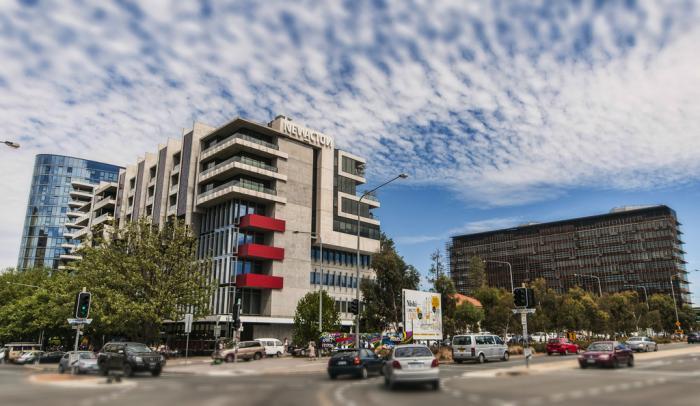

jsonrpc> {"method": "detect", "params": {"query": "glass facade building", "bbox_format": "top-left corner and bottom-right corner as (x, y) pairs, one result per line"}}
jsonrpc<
(448, 206), (691, 305)
(17, 154), (121, 270)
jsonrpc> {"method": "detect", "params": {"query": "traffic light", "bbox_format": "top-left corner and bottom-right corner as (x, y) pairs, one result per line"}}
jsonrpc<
(349, 299), (359, 315)
(513, 288), (527, 307)
(526, 288), (536, 309)
(75, 292), (91, 319)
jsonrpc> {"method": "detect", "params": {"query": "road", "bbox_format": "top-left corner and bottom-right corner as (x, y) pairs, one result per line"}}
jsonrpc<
(1, 343), (697, 406)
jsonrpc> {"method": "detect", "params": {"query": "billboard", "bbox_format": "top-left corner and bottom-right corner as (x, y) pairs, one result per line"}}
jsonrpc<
(402, 289), (443, 340)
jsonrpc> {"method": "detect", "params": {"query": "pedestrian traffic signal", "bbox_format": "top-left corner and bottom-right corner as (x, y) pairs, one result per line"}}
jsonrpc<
(349, 299), (359, 315)
(75, 292), (91, 319)
(513, 288), (527, 307)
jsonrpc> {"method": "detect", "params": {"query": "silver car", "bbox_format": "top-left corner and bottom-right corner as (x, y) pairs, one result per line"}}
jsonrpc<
(625, 337), (658, 352)
(58, 351), (99, 374)
(382, 344), (440, 390)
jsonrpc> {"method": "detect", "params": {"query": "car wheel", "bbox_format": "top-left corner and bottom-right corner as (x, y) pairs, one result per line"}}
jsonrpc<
(151, 368), (162, 377)
(226, 354), (235, 363)
(431, 380), (440, 391)
(254, 352), (262, 361)
(579, 363), (588, 369)
(627, 356), (634, 368)
(329, 373), (337, 380)
(58, 365), (65, 374)
(501, 351), (509, 361)
(123, 363), (134, 377)
(478, 353), (485, 364)
(547, 352), (552, 356)
(277, 351), (282, 358)
(360, 367), (368, 379)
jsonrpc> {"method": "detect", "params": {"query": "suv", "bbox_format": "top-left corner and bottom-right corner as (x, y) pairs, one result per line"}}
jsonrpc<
(217, 341), (265, 362)
(452, 334), (509, 364)
(97, 342), (165, 377)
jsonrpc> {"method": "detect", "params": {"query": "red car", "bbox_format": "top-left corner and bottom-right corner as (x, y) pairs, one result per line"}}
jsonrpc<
(546, 338), (579, 356)
(578, 341), (634, 369)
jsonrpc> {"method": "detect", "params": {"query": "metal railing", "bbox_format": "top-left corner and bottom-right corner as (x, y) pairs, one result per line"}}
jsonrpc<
(200, 155), (278, 178)
(202, 133), (279, 156)
(199, 179), (277, 200)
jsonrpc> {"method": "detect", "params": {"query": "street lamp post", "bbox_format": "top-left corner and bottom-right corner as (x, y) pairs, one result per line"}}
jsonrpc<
(624, 284), (649, 309)
(293, 230), (323, 333)
(482, 260), (514, 293)
(2, 140), (20, 149)
(670, 273), (681, 328)
(574, 274), (602, 297)
(355, 173), (407, 349)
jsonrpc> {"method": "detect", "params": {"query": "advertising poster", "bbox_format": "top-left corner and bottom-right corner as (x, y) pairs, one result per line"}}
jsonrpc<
(402, 289), (443, 340)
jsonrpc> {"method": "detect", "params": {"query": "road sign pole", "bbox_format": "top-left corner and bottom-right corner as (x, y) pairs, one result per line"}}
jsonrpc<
(521, 312), (530, 369)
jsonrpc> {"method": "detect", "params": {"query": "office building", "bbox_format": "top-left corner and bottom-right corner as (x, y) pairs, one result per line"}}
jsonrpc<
(448, 205), (691, 305)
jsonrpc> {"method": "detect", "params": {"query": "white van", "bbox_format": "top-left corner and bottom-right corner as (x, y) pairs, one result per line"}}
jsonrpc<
(451, 334), (509, 364)
(255, 338), (284, 357)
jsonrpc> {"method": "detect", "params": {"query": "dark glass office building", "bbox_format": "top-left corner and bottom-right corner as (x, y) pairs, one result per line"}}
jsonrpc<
(17, 154), (121, 270)
(448, 206), (691, 305)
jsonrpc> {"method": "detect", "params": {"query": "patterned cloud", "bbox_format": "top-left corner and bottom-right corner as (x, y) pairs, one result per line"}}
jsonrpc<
(1, 0), (699, 266)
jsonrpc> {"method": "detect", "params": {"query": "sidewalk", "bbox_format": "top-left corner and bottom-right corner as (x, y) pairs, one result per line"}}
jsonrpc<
(165, 355), (329, 376)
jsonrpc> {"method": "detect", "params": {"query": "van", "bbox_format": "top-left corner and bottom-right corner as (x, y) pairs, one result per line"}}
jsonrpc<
(5, 342), (41, 362)
(451, 334), (509, 364)
(255, 338), (284, 357)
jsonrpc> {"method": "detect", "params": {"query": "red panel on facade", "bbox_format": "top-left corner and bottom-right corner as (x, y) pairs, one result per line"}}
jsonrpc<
(235, 274), (284, 290)
(238, 243), (285, 261)
(239, 214), (286, 232)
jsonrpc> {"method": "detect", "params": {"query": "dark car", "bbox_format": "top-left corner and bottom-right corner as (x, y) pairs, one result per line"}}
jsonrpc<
(578, 341), (634, 369)
(98, 342), (165, 377)
(688, 332), (700, 344)
(38, 351), (66, 364)
(327, 349), (384, 379)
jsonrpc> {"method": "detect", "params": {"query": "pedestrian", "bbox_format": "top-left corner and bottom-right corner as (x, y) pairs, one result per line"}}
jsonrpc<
(283, 337), (288, 355)
(308, 341), (316, 360)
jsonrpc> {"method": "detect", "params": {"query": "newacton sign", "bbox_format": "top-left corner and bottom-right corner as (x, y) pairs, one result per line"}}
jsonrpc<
(274, 116), (333, 149)
(402, 289), (443, 340)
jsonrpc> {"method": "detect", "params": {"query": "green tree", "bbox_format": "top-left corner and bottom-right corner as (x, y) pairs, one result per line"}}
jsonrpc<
(360, 234), (420, 332)
(474, 287), (513, 336)
(454, 301), (484, 333)
(428, 249), (458, 337)
(598, 292), (637, 337)
(648, 294), (677, 334)
(292, 291), (339, 346)
(73, 219), (213, 342)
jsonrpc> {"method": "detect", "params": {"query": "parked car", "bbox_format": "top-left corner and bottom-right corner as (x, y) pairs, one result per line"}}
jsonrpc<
(97, 342), (165, 377)
(255, 338), (285, 357)
(327, 349), (383, 379)
(546, 338), (580, 356)
(687, 332), (700, 344)
(58, 351), (98, 374)
(287, 344), (308, 357)
(452, 334), (509, 364)
(38, 351), (66, 364)
(4, 343), (41, 363)
(216, 341), (265, 362)
(625, 336), (658, 352)
(578, 341), (634, 369)
(14, 350), (43, 365)
(382, 344), (439, 390)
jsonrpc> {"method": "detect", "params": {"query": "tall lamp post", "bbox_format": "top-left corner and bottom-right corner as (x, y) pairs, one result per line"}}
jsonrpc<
(2, 140), (20, 149)
(573, 273), (602, 297)
(624, 284), (649, 309)
(355, 173), (408, 349)
(482, 259), (514, 293)
(670, 273), (682, 328)
(293, 230), (323, 333)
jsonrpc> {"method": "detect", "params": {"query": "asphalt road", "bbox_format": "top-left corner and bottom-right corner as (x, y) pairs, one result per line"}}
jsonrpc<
(1, 343), (697, 406)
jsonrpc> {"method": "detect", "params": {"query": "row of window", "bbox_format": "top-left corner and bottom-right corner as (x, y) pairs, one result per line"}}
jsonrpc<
(310, 270), (359, 289)
(310, 247), (371, 268)
(333, 218), (380, 240)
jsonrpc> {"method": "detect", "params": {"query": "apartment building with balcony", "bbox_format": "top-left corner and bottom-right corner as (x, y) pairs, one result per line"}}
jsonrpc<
(115, 115), (381, 341)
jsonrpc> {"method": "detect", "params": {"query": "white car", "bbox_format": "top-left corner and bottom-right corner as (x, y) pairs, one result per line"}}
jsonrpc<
(452, 334), (509, 364)
(382, 344), (440, 390)
(255, 338), (285, 357)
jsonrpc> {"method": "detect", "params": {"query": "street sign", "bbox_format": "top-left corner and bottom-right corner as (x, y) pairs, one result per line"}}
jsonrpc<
(184, 313), (193, 334)
(67, 318), (93, 325)
(676, 329), (684, 335)
(511, 308), (536, 314)
(675, 321), (682, 327)
(213, 325), (221, 337)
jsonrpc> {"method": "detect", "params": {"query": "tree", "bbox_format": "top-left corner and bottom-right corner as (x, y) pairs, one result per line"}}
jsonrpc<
(454, 301), (484, 333)
(292, 291), (339, 346)
(598, 292), (637, 337)
(648, 294), (677, 334)
(427, 249), (446, 285)
(360, 234), (420, 333)
(429, 249), (458, 337)
(73, 219), (214, 342)
(474, 287), (513, 336)
(466, 256), (486, 293)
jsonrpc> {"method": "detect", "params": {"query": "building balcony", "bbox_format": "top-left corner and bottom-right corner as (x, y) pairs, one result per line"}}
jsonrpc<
(196, 179), (287, 207)
(237, 243), (284, 261)
(59, 254), (82, 261)
(200, 133), (288, 162)
(235, 273), (284, 290)
(167, 205), (177, 216)
(169, 184), (179, 195)
(172, 164), (181, 174)
(338, 191), (380, 207)
(66, 211), (82, 218)
(74, 227), (90, 240)
(239, 214), (286, 233)
(93, 213), (114, 227)
(70, 180), (94, 190)
(148, 178), (156, 186)
(199, 156), (287, 184)
(69, 190), (93, 200)
(93, 197), (116, 211)
(60, 243), (77, 250)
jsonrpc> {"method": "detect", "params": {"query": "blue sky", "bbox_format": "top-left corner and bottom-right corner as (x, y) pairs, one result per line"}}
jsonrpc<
(0, 0), (699, 301)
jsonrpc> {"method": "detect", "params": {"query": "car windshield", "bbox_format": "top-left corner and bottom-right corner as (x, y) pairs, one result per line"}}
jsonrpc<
(394, 347), (433, 358)
(332, 351), (358, 358)
(79, 352), (96, 359)
(453, 336), (470, 345)
(548, 339), (560, 344)
(588, 343), (613, 352)
(126, 344), (152, 353)
(628, 337), (643, 342)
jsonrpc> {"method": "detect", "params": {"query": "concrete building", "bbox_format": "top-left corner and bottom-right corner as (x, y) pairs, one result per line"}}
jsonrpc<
(17, 154), (121, 270)
(113, 115), (381, 342)
(448, 205), (691, 306)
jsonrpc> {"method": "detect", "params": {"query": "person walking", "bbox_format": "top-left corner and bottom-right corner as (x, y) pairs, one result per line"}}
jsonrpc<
(283, 337), (289, 355)
(307, 341), (316, 360)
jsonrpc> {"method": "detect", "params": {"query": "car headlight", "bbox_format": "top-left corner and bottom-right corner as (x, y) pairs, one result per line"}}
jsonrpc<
(135, 356), (143, 363)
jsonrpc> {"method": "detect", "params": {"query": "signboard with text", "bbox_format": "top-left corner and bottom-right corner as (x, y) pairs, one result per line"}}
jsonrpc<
(402, 289), (442, 340)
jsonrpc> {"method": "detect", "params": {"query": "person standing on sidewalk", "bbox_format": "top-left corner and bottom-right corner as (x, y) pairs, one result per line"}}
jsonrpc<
(307, 341), (316, 360)
(283, 337), (288, 355)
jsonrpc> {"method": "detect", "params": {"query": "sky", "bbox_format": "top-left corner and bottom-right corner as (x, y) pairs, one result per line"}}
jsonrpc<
(0, 0), (698, 301)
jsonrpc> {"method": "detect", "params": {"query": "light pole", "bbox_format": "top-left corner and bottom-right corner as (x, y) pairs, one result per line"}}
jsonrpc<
(670, 273), (681, 328)
(293, 230), (323, 333)
(482, 259), (514, 293)
(574, 273), (602, 297)
(2, 140), (20, 149)
(355, 173), (408, 349)
(624, 284), (649, 309)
